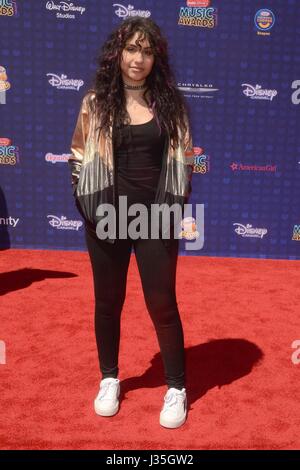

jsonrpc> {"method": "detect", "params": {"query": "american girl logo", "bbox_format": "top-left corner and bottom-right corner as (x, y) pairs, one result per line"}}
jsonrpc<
(0, 0), (17, 16)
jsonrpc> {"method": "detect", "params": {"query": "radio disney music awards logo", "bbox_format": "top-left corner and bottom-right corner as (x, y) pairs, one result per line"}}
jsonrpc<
(291, 80), (300, 105)
(233, 223), (268, 239)
(0, 66), (11, 105)
(193, 147), (210, 174)
(241, 83), (277, 101)
(179, 0), (217, 28)
(47, 214), (83, 231)
(0, 137), (20, 165)
(230, 162), (277, 173)
(113, 3), (151, 19)
(187, 0), (211, 5)
(0, 0), (17, 16)
(254, 9), (275, 36)
(46, 1), (86, 19)
(46, 73), (84, 91)
(177, 81), (219, 100)
(45, 152), (71, 164)
(292, 224), (300, 242)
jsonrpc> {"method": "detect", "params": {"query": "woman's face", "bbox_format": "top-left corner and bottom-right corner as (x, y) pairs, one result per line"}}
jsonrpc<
(120, 31), (155, 85)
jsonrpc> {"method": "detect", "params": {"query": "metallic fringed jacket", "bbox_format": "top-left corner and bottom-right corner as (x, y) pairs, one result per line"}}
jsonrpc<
(68, 91), (194, 246)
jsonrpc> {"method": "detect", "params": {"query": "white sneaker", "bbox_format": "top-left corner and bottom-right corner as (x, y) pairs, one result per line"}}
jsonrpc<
(94, 378), (120, 417)
(159, 387), (187, 429)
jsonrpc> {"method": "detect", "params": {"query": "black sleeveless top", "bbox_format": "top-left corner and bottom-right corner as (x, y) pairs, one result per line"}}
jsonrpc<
(113, 116), (167, 209)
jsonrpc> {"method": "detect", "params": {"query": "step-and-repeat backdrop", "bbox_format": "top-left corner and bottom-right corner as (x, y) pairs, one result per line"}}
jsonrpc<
(0, 0), (299, 258)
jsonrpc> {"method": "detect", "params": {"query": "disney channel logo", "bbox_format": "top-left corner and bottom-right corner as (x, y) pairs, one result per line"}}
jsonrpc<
(46, 73), (84, 91)
(233, 223), (268, 239)
(113, 3), (151, 18)
(242, 83), (277, 101)
(47, 215), (83, 231)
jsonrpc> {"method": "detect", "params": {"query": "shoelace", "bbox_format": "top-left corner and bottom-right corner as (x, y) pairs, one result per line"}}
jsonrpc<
(98, 382), (118, 400)
(163, 390), (185, 410)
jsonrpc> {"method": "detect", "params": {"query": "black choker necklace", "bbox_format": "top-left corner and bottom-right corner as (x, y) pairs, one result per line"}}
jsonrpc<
(123, 82), (147, 90)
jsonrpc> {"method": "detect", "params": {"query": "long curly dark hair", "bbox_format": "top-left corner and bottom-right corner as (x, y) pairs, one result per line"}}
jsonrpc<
(87, 16), (191, 150)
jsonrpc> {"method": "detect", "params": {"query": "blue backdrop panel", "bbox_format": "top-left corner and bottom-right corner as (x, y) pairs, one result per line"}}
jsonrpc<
(0, 0), (299, 259)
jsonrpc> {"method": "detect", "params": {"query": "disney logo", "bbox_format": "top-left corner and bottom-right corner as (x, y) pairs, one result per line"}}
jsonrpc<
(46, 73), (84, 91)
(46, 1), (86, 15)
(233, 223), (268, 238)
(113, 3), (151, 18)
(47, 215), (83, 231)
(242, 83), (277, 101)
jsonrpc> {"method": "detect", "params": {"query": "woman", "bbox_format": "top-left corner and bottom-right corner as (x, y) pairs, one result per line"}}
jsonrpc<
(68, 16), (193, 429)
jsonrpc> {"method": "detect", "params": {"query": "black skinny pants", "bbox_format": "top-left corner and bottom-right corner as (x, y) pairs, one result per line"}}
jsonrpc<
(84, 217), (185, 390)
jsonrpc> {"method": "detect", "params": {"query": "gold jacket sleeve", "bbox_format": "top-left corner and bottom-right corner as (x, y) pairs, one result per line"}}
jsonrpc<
(183, 113), (194, 185)
(68, 95), (90, 191)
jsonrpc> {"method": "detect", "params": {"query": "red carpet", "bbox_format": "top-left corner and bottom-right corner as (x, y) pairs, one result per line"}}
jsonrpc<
(0, 249), (299, 450)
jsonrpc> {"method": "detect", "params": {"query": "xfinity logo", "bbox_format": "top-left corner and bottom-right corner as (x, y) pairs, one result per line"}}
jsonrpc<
(242, 83), (277, 101)
(0, 216), (19, 227)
